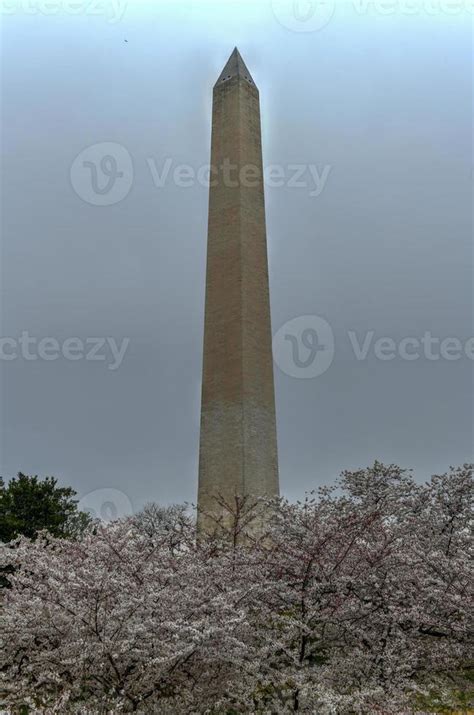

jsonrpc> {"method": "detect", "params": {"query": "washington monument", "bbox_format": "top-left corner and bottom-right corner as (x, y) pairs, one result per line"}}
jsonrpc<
(197, 48), (279, 532)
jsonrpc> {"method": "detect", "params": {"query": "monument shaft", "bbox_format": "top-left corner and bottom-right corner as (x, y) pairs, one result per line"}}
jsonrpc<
(198, 49), (279, 532)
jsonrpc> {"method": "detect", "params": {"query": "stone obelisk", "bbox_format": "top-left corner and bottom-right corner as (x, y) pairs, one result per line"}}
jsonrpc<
(197, 48), (279, 533)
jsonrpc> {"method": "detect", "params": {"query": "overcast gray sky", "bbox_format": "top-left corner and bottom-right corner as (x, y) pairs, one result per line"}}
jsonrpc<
(1, 0), (472, 517)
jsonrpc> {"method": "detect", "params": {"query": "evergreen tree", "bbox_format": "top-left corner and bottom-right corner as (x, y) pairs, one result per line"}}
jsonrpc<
(0, 473), (91, 542)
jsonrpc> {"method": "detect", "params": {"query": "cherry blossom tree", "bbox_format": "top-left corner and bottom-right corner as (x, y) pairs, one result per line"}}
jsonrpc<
(0, 518), (256, 712)
(1, 464), (472, 713)
(245, 463), (473, 713)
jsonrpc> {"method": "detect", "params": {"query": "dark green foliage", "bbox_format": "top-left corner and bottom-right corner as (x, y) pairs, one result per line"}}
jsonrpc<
(413, 667), (474, 713)
(0, 473), (91, 543)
